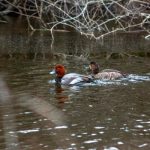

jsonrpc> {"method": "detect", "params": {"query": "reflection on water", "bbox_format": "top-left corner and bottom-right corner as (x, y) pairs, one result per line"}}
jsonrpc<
(0, 17), (150, 61)
(54, 85), (69, 103)
(0, 17), (150, 150)
(0, 59), (150, 150)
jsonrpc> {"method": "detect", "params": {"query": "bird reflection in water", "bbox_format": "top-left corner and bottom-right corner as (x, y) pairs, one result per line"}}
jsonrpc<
(55, 83), (69, 103)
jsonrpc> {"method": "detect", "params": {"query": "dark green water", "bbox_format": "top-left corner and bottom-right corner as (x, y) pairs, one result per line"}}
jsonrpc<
(0, 17), (150, 150)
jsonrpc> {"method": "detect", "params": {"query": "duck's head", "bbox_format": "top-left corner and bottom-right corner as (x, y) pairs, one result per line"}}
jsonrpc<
(50, 64), (66, 84)
(89, 61), (99, 75)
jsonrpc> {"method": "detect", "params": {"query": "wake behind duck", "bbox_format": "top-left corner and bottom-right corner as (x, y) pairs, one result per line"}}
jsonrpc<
(49, 63), (150, 87)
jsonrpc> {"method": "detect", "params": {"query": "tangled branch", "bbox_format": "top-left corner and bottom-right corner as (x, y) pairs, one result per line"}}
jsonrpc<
(0, 0), (149, 39)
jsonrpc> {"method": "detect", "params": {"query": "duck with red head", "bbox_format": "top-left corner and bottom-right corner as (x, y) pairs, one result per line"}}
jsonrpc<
(88, 61), (126, 80)
(50, 64), (93, 85)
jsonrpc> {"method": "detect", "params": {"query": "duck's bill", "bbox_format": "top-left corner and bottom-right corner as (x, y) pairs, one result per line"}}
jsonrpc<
(49, 70), (55, 75)
(83, 65), (89, 70)
(84, 65), (91, 72)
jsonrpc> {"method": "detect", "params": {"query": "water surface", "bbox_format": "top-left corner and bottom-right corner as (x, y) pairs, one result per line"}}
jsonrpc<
(0, 17), (150, 150)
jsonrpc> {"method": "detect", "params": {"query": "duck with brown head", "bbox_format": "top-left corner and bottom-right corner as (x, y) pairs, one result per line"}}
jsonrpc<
(88, 61), (126, 80)
(50, 64), (93, 85)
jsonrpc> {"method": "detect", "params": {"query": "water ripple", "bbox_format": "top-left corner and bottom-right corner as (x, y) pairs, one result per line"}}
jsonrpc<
(138, 143), (148, 148)
(54, 125), (68, 129)
(104, 147), (119, 150)
(48, 74), (150, 88)
(18, 128), (40, 134)
(94, 126), (105, 129)
(83, 139), (100, 144)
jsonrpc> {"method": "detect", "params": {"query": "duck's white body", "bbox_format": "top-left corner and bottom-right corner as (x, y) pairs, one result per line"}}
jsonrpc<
(61, 73), (85, 85)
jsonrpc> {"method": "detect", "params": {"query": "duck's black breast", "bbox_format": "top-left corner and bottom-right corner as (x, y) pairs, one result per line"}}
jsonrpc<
(55, 77), (62, 84)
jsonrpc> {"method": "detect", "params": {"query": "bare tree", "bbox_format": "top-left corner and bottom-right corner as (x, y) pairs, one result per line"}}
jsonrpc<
(0, 0), (149, 39)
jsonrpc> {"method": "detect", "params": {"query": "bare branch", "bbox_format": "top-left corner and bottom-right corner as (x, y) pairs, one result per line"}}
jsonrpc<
(0, 0), (149, 39)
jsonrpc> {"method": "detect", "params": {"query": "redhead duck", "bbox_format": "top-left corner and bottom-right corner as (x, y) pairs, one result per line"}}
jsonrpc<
(88, 61), (126, 80)
(50, 64), (93, 85)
